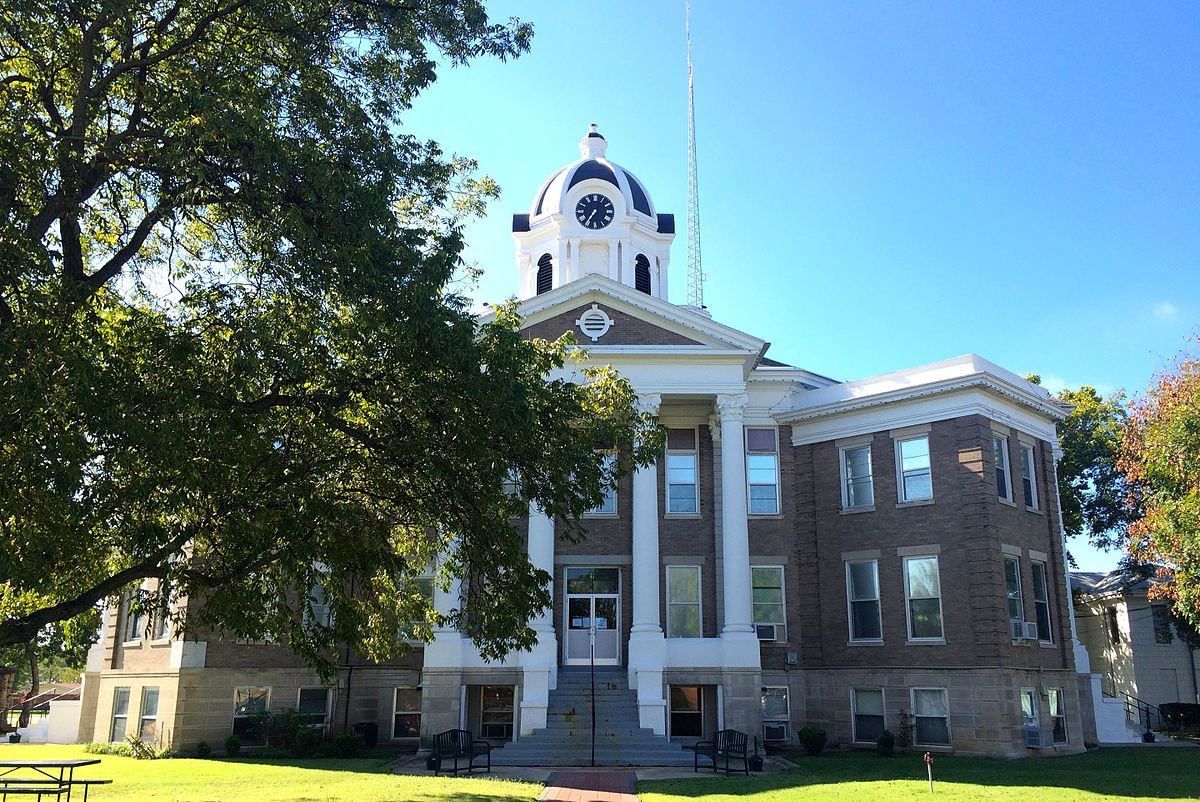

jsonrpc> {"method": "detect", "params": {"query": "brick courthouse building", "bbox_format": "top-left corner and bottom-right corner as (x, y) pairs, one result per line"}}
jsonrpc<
(78, 128), (1092, 761)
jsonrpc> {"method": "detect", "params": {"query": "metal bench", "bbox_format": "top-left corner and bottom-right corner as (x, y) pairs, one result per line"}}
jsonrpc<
(427, 728), (492, 775)
(0, 783), (69, 799)
(67, 779), (111, 801)
(693, 728), (750, 775)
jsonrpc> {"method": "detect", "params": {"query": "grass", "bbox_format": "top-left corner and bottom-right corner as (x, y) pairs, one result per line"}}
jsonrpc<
(638, 748), (1200, 801)
(0, 744), (540, 802)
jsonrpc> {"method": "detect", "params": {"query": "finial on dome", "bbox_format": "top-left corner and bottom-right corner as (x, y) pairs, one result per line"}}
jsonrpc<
(580, 124), (608, 159)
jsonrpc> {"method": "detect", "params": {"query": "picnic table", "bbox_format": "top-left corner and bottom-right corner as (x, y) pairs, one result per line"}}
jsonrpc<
(0, 758), (110, 801)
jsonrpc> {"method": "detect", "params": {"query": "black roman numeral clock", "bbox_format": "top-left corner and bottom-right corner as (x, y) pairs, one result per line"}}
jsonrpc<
(575, 193), (615, 229)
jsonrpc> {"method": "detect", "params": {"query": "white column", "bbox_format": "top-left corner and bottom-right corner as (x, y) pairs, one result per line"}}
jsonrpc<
(628, 392), (667, 734)
(717, 393), (755, 639)
(519, 503), (557, 735)
(608, 238), (620, 282)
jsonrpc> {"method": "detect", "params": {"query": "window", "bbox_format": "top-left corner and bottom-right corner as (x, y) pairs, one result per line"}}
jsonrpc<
(852, 688), (885, 743)
(1030, 561), (1052, 643)
(846, 561), (882, 641)
(666, 428), (698, 514)
(122, 589), (146, 643)
(536, 253), (552, 295)
(1047, 688), (1067, 743)
(746, 428), (779, 515)
(233, 686), (270, 744)
(303, 582), (333, 635)
(1153, 605), (1174, 644)
(1020, 688), (1038, 727)
(298, 687), (330, 728)
(586, 451), (617, 515)
(634, 254), (652, 294)
(751, 566), (786, 641)
(669, 686), (703, 738)
(666, 565), (701, 638)
(151, 580), (171, 640)
(138, 687), (159, 742)
(896, 436), (932, 502)
(1106, 607), (1121, 644)
(912, 687), (950, 746)
(1004, 556), (1024, 628)
(392, 687), (421, 739)
(110, 687), (130, 742)
(904, 556), (944, 640)
(480, 686), (514, 740)
(761, 687), (790, 741)
(841, 445), (874, 509)
(1020, 444), (1038, 509)
(994, 435), (1012, 501)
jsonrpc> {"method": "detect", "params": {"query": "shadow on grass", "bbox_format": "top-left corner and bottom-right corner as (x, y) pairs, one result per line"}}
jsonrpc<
(639, 748), (1200, 800)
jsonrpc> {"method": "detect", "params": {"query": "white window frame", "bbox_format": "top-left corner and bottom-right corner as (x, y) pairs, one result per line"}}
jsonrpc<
(150, 579), (171, 641)
(993, 434), (1013, 502)
(1047, 688), (1067, 744)
(851, 687), (886, 744)
(1020, 443), (1038, 510)
(110, 686), (130, 743)
(894, 435), (933, 503)
(665, 565), (702, 638)
(297, 687), (331, 730)
(480, 685), (515, 741)
(233, 686), (271, 744)
(761, 686), (790, 741)
(584, 450), (618, 517)
(1020, 687), (1039, 727)
(911, 686), (951, 747)
(122, 584), (149, 644)
(665, 427), (700, 516)
(1031, 560), (1053, 644)
(845, 560), (882, 642)
(751, 565), (786, 642)
(1004, 555), (1024, 630)
(745, 427), (780, 516)
(840, 444), (875, 510)
(391, 686), (422, 740)
(903, 555), (944, 642)
(137, 687), (159, 742)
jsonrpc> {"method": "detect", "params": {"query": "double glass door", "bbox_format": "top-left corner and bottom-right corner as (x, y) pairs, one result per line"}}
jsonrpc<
(564, 567), (620, 665)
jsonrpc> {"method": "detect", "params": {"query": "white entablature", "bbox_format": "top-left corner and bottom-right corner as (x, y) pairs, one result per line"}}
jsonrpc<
(512, 126), (676, 301)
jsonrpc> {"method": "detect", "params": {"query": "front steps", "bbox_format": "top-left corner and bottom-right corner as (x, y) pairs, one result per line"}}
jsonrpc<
(491, 667), (695, 767)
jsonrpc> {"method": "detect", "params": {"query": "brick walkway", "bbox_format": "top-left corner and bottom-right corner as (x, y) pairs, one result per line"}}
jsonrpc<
(538, 771), (640, 802)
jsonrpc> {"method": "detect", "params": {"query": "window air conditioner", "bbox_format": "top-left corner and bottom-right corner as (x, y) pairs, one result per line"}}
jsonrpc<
(1010, 621), (1025, 641)
(763, 722), (789, 742)
(1024, 725), (1053, 748)
(1023, 622), (1040, 641)
(756, 624), (778, 641)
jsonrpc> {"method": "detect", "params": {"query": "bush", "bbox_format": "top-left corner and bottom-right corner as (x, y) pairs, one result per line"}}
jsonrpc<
(333, 730), (365, 759)
(224, 734), (241, 758)
(292, 726), (321, 758)
(876, 729), (895, 757)
(83, 742), (132, 757)
(125, 734), (159, 760)
(897, 710), (913, 753)
(196, 741), (212, 759)
(798, 726), (827, 757)
(256, 747), (292, 759)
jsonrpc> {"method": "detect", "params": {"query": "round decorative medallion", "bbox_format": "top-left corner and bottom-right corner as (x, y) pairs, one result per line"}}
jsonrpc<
(575, 304), (614, 342)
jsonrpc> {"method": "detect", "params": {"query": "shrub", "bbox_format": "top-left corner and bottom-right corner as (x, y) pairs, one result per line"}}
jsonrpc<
(292, 726), (321, 758)
(196, 741), (212, 759)
(897, 710), (913, 753)
(125, 734), (159, 760)
(876, 729), (895, 757)
(333, 730), (365, 759)
(83, 742), (132, 757)
(798, 726), (827, 757)
(224, 734), (241, 758)
(256, 747), (292, 759)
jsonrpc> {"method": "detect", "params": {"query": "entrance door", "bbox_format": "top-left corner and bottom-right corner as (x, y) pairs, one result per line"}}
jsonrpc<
(564, 567), (620, 665)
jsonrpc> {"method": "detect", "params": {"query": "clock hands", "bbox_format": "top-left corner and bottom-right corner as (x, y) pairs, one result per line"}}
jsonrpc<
(585, 209), (598, 226)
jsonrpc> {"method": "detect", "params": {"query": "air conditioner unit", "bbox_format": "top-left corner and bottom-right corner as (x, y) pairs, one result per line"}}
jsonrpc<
(1010, 621), (1026, 641)
(1023, 622), (1040, 641)
(763, 722), (789, 742)
(756, 624), (778, 641)
(785, 651), (798, 665)
(1024, 725), (1054, 748)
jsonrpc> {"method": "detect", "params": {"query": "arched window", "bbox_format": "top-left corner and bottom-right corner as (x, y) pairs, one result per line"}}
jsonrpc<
(634, 254), (652, 294)
(536, 253), (553, 295)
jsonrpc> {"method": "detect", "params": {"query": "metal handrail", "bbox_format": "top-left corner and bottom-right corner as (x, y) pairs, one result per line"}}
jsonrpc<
(1118, 690), (1161, 735)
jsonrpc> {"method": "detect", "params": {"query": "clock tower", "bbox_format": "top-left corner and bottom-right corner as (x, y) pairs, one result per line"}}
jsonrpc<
(512, 125), (676, 301)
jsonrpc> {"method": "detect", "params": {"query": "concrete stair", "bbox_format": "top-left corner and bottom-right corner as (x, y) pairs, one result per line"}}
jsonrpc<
(490, 667), (695, 767)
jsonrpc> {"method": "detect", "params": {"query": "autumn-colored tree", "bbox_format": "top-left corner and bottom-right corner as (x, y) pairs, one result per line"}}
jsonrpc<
(1119, 348), (1200, 629)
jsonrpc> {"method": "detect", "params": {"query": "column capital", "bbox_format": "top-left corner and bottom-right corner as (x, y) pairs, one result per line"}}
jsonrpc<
(715, 392), (750, 420)
(707, 413), (722, 442)
(635, 393), (663, 417)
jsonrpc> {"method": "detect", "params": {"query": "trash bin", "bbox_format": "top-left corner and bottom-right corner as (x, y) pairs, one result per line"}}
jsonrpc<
(353, 721), (379, 749)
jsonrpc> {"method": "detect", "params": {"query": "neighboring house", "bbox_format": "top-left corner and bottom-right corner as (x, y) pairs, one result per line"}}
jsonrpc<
(1072, 570), (1200, 713)
(79, 127), (1090, 759)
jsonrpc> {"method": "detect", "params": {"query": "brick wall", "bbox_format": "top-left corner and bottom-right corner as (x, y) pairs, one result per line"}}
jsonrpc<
(522, 303), (703, 346)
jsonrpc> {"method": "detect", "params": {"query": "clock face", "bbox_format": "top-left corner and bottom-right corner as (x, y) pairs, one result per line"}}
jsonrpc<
(575, 193), (615, 230)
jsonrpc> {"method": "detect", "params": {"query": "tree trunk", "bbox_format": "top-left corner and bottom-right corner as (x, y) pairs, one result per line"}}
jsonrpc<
(16, 642), (38, 729)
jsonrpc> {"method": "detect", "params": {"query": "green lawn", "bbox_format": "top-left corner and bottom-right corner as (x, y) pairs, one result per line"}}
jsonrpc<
(639, 748), (1200, 801)
(0, 745), (540, 802)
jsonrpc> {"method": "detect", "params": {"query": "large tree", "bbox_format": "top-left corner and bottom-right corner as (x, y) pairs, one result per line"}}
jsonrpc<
(1120, 350), (1200, 630)
(0, 0), (660, 673)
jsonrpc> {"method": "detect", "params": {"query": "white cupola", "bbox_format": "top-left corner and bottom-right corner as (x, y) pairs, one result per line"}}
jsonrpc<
(512, 125), (675, 301)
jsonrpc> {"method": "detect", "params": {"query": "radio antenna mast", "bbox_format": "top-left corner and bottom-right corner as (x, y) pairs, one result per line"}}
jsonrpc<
(685, 0), (705, 308)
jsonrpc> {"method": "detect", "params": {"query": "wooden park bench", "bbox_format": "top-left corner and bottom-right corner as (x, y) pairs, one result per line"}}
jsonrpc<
(426, 729), (492, 775)
(693, 728), (750, 775)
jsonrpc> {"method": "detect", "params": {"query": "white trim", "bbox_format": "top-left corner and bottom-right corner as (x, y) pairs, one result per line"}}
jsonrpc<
(839, 443), (874, 511)
(893, 433), (933, 504)
(993, 434), (1014, 502)
(751, 565), (787, 642)
(665, 426), (700, 517)
(851, 687), (886, 744)
(846, 560), (883, 643)
(761, 685), (790, 742)
(1030, 560), (1054, 644)
(1020, 443), (1039, 511)
(296, 686), (331, 731)
(745, 426), (781, 516)
(665, 565), (702, 639)
(903, 555), (945, 642)
(911, 686), (952, 747)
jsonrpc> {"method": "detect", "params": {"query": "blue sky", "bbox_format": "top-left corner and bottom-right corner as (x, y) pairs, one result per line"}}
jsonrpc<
(401, 2), (1199, 571)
